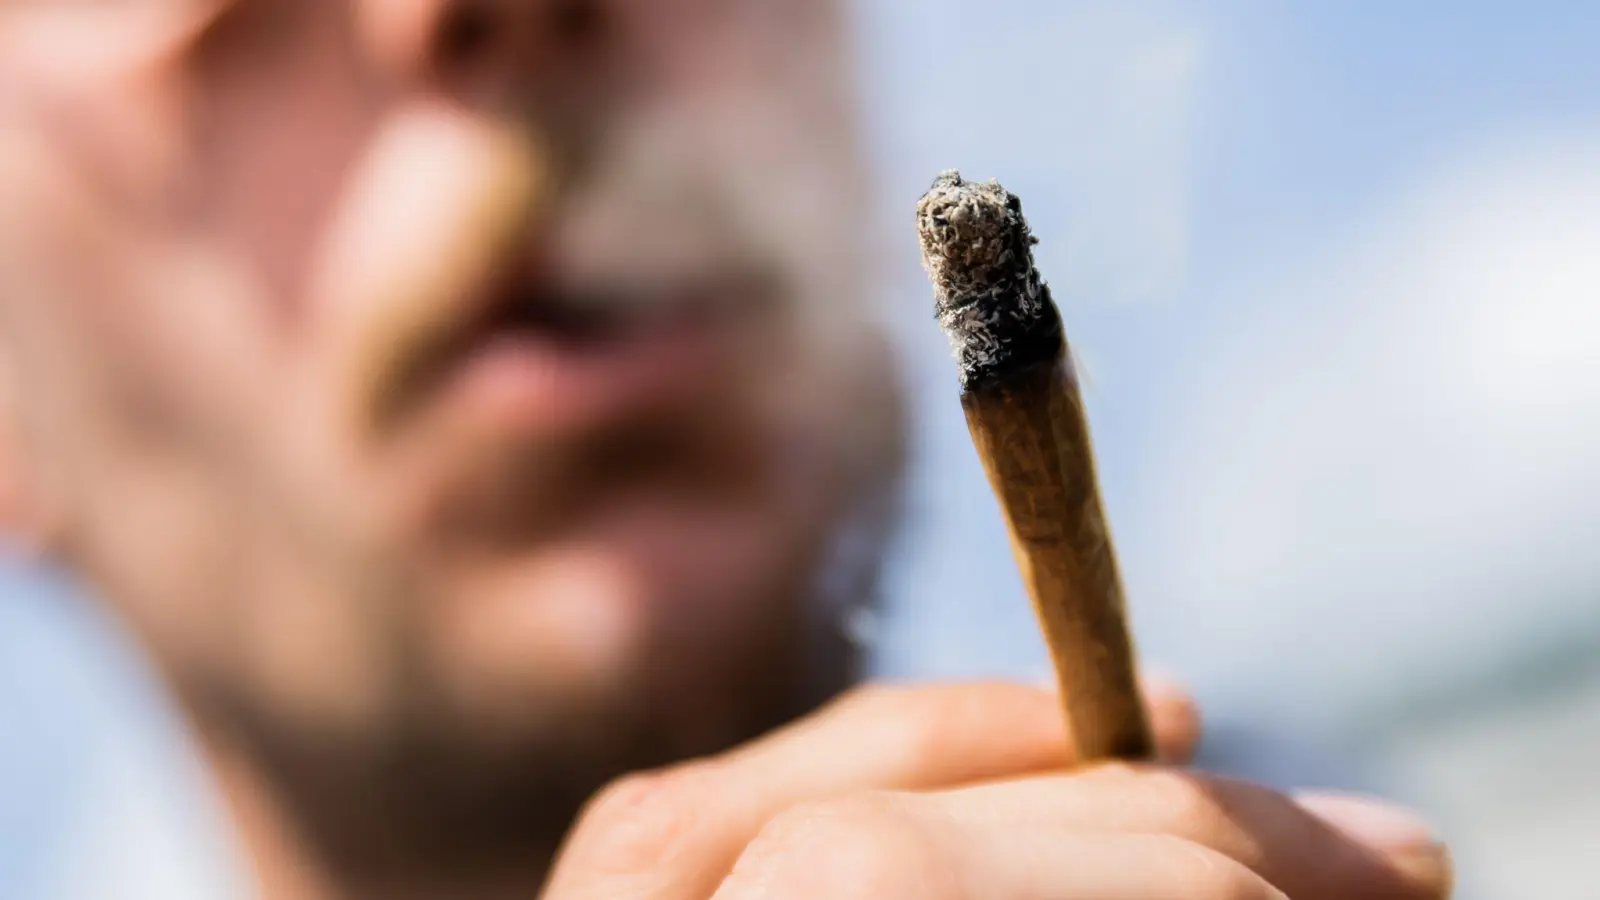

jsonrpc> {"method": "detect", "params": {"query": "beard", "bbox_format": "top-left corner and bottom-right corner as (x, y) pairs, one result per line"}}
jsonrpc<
(187, 451), (902, 891)
(184, 317), (907, 888)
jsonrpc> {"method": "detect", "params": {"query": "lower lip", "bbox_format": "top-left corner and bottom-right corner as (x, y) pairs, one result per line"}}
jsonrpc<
(429, 314), (732, 437)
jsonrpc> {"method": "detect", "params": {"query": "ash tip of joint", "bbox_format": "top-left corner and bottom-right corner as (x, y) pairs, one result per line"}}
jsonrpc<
(915, 170), (1061, 383)
(914, 170), (1036, 299)
(915, 171), (1021, 249)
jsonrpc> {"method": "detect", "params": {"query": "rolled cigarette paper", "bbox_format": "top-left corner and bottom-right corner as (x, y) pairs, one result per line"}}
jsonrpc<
(917, 171), (1153, 763)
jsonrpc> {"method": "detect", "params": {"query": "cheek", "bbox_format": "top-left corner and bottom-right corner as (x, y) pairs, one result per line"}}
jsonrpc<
(0, 120), (284, 464)
(185, 3), (385, 313)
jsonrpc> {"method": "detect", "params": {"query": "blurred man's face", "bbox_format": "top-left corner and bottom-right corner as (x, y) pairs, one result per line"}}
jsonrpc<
(0, 0), (896, 840)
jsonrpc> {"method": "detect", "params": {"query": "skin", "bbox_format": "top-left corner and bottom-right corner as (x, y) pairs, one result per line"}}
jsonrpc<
(0, 2), (1452, 899)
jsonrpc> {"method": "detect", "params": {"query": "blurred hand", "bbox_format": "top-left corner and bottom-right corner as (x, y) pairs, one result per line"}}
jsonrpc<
(543, 680), (1451, 899)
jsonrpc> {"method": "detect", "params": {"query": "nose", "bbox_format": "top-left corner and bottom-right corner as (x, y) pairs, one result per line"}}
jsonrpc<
(358, 0), (619, 122)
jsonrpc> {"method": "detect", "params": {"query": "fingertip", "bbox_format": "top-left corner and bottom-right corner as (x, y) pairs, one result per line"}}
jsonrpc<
(1138, 668), (1191, 705)
(1294, 792), (1454, 898)
(1139, 670), (1202, 764)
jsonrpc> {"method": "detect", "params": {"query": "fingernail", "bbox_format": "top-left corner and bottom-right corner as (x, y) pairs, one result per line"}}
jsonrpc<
(1295, 792), (1436, 847)
(1296, 792), (1453, 892)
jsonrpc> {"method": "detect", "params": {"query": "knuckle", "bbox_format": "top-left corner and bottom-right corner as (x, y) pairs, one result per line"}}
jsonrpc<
(724, 795), (949, 900)
(1147, 836), (1287, 900)
(567, 762), (721, 873)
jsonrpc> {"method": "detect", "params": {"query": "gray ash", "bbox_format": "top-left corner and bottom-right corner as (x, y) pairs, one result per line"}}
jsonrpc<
(916, 170), (1063, 389)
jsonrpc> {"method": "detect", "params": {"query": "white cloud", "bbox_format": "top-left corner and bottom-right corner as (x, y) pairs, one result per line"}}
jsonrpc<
(1140, 135), (1600, 725)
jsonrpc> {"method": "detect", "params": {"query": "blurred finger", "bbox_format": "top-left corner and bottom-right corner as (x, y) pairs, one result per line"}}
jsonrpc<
(717, 813), (1284, 900)
(908, 764), (1451, 900)
(546, 678), (1198, 899)
(1138, 672), (1202, 763)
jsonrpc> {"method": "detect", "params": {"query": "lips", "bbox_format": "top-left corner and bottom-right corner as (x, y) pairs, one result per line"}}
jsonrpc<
(382, 266), (774, 446)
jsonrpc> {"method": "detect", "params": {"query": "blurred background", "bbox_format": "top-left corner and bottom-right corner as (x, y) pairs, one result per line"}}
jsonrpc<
(3, 2), (1598, 898)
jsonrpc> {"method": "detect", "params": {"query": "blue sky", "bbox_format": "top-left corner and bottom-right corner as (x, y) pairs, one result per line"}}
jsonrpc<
(860, 0), (1600, 736)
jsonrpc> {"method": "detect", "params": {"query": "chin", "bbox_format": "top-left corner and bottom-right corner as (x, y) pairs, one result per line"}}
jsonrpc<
(415, 492), (802, 724)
